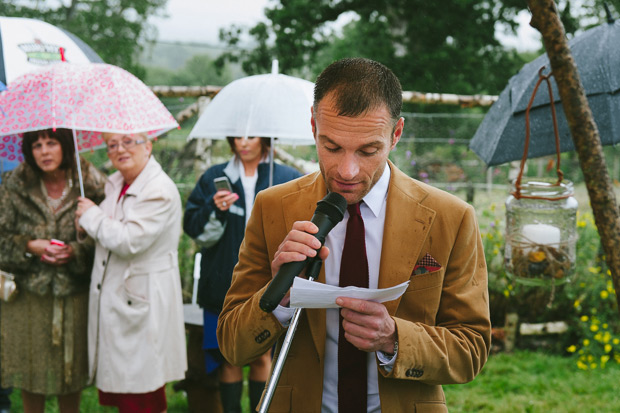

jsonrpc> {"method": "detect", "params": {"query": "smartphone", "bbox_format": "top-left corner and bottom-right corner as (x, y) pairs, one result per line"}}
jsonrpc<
(214, 176), (232, 192)
(50, 239), (65, 246)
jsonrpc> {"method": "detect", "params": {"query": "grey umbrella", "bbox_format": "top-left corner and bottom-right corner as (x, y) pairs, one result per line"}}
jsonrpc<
(470, 19), (620, 166)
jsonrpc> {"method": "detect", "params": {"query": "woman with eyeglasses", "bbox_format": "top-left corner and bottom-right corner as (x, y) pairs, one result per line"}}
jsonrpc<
(184, 136), (301, 413)
(76, 133), (187, 413)
(0, 128), (106, 412)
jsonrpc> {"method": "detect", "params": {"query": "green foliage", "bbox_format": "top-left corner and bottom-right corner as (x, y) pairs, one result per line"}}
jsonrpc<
(478, 198), (620, 369)
(216, 0), (531, 94)
(0, 0), (168, 77)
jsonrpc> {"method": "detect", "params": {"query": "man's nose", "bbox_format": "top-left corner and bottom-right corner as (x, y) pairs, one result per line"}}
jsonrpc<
(338, 153), (359, 180)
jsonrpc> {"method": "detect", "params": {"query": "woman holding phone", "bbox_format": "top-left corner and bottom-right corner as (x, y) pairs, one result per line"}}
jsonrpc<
(0, 128), (105, 412)
(184, 136), (301, 413)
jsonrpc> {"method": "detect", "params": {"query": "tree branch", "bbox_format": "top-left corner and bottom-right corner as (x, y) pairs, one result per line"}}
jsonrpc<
(528, 0), (620, 315)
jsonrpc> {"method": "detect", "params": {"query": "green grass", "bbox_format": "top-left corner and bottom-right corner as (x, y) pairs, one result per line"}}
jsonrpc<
(444, 351), (620, 412)
(8, 351), (620, 412)
(8, 382), (189, 412)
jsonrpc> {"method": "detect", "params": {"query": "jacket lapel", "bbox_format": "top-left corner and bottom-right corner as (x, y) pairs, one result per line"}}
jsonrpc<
(379, 162), (436, 316)
(281, 172), (328, 362)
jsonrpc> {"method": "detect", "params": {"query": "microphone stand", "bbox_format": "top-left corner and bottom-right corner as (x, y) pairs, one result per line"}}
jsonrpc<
(258, 258), (323, 413)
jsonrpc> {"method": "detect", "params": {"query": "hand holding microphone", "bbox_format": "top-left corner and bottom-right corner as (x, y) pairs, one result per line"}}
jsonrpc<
(260, 192), (347, 313)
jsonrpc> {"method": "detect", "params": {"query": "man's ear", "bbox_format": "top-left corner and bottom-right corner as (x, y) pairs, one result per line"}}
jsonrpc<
(311, 106), (316, 138)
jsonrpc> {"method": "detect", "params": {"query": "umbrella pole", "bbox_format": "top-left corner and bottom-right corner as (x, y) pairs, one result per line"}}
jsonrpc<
(71, 129), (85, 197)
(269, 137), (274, 187)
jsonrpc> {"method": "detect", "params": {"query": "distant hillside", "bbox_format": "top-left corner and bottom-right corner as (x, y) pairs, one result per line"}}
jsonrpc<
(140, 41), (245, 80)
(140, 41), (226, 70)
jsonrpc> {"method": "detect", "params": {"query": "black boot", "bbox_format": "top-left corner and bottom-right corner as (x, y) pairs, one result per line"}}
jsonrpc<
(249, 380), (266, 412)
(219, 381), (243, 413)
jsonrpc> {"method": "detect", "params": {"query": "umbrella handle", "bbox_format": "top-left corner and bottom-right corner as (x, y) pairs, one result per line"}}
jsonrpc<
(71, 129), (85, 198)
(514, 66), (565, 200)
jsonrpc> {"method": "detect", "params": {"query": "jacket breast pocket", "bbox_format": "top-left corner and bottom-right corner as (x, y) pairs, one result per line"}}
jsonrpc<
(398, 269), (444, 325)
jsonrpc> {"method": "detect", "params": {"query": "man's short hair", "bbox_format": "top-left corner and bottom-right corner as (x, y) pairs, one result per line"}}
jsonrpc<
(313, 58), (402, 122)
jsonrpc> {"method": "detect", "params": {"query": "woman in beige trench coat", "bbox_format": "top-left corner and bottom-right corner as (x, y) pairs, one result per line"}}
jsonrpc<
(76, 133), (187, 413)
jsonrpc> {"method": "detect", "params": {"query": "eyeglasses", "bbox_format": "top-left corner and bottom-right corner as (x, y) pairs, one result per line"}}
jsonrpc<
(106, 138), (146, 153)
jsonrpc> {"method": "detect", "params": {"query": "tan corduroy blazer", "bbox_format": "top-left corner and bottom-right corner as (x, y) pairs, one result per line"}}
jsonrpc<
(217, 161), (491, 412)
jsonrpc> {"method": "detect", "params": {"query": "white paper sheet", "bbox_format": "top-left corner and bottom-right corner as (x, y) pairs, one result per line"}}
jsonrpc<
(289, 277), (410, 309)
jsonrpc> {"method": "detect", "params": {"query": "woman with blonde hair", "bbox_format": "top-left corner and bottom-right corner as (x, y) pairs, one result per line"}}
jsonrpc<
(77, 133), (187, 413)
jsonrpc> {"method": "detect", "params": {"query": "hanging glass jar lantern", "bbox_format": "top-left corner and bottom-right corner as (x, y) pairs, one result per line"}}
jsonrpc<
(505, 178), (578, 286)
(503, 67), (578, 286)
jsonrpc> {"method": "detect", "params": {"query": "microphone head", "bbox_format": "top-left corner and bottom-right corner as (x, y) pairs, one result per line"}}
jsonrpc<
(316, 192), (347, 224)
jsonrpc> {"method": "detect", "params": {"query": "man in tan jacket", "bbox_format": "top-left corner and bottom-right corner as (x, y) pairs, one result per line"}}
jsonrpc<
(217, 58), (491, 412)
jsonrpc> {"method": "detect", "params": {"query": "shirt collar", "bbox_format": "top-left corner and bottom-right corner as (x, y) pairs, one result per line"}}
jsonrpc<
(361, 162), (390, 218)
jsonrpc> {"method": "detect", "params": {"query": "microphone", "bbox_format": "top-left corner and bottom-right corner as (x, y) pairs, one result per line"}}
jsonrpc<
(259, 192), (347, 313)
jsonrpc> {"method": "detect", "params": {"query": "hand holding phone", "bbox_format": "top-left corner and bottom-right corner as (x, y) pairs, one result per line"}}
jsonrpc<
(213, 177), (238, 211)
(214, 176), (232, 192)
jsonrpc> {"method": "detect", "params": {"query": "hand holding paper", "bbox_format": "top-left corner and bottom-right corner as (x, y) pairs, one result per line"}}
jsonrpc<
(290, 277), (410, 309)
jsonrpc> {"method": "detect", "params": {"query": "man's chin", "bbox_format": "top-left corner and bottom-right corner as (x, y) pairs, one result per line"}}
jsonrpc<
(327, 189), (364, 205)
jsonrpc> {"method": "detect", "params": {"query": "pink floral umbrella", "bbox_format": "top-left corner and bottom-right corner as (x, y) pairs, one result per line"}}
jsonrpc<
(0, 62), (178, 193)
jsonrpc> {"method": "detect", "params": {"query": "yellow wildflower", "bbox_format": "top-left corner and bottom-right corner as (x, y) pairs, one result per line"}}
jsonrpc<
(605, 344), (612, 353)
(567, 345), (577, 353)
(601, 290), (609, 299)
(580, 315), (588, 322)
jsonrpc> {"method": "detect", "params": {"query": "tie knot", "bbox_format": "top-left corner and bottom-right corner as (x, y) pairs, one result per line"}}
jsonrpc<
(347, 202), (362, 218)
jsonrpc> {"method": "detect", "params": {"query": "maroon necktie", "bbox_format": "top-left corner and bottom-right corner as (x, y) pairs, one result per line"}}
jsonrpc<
(338, 202), (368, 412)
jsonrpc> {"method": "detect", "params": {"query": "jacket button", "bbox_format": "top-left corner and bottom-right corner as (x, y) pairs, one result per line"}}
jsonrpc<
(128, 300), (132, 305)
(97, 283), (101, 290)
(406, 368), (414, 377)
(254, 330), (271, 343)
(102, 260), (106, 266)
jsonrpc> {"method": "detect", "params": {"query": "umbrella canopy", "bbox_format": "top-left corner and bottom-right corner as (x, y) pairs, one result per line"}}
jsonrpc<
(0, 16), (103, 86)
(470, 20), (620, 166)
(0, 62), (178, 163)
(188, 73), (315, 145)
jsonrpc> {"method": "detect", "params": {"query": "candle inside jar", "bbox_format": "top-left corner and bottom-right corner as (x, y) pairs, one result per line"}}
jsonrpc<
(522, 223), (561, 246)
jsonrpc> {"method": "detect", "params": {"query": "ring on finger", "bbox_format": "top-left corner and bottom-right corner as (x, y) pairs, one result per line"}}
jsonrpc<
(223, 201), (227, 207)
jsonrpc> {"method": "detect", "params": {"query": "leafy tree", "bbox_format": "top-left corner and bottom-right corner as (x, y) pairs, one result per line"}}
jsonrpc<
(0, 0), (168, 77)
(216, 0), (617, 95)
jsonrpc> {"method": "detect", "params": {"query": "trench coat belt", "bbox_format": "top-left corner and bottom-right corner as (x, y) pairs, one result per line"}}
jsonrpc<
(51, 295), (75, 386)
(128, 250), (178, 274)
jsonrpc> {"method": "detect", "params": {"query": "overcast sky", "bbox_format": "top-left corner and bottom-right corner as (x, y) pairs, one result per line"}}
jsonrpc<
(150, 1), (541, 51)
(149, 0), (271, 44)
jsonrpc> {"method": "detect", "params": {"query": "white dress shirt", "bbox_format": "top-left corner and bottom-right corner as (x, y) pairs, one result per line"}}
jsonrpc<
(274, 163), (393, 412)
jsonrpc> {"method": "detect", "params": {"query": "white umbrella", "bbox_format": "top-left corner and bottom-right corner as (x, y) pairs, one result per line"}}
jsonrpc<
(0, 16), (103, 86)
(188, 62), (315, 184)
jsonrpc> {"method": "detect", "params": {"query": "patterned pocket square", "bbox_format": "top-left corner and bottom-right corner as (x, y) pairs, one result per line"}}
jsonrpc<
(412, 253), (441, 275)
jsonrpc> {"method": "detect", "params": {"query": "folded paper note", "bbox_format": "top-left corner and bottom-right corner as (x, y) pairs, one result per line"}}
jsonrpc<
(290, 277), (410, 309)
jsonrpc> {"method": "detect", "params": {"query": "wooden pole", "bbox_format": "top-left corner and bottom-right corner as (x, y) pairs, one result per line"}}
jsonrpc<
(150, 85), (498, 107)
(528, 0), (620, 314)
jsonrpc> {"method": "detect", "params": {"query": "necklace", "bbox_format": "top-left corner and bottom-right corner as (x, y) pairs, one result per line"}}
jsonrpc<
(40, 177), (72, 212)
